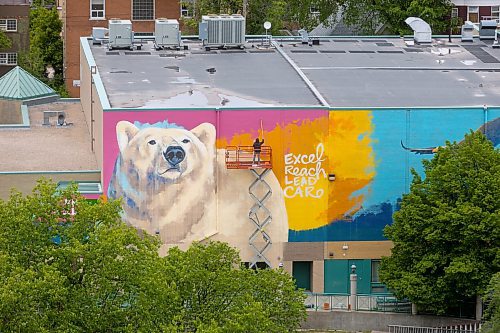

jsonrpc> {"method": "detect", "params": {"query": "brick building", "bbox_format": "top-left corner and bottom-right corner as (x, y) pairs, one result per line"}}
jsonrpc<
(0, 0), (30, 77)
(452, 1), (499, 23)
(61, 0), (179, 97)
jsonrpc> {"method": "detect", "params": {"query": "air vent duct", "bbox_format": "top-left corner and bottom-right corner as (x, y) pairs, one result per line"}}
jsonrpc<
(405, 17), (432, 44)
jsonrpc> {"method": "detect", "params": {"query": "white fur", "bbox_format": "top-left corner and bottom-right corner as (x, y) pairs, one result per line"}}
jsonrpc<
(109, 121), (288, 266)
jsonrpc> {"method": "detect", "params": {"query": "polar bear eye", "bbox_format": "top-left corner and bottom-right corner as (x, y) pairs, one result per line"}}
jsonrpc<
(182, 139), (190, 144)
(148, 140), (157, 145)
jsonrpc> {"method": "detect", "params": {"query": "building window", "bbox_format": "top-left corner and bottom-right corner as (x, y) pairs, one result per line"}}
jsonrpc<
(0, 19), (17, 32)
(90, 0), (105, 19)
(180, 3), (192, 18)
(451, 8), (458, 18)
(132, 0), (154, 20)
(492, 6), (499, 20)
(468, 6), (479, 23)
(0, 53), (17, 65)
(371, 260), (381, 283)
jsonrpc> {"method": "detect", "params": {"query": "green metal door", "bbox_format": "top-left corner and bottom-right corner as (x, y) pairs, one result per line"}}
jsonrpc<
(292, 261), (311, 291)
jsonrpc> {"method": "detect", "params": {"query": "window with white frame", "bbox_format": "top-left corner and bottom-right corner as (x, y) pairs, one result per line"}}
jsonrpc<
(452, 8), (458, 18)
(132, 0), (154, 20)
(0, 19), (17, 32)
(492, 6), (499, 20)
(0, 53), (17, 65)
(468, 6), (479, 23)
(90, 0), (105, 19)
(180, 3), (192, 18)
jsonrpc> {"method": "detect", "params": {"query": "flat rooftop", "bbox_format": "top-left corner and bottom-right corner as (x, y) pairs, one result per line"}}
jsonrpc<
(0, 102), (98, 172)
(87, 37), (500, 108)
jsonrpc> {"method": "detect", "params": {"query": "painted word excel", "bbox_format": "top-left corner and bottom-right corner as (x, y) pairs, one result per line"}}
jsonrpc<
(284, 143), (327, 198)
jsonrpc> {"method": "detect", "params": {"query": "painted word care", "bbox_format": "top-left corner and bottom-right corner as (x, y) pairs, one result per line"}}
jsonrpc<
(284, 143), (327, 198)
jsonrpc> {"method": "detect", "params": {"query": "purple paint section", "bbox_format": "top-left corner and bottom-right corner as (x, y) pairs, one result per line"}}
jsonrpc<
(103, 110), (216, 191)
(218, 109), (326, 140)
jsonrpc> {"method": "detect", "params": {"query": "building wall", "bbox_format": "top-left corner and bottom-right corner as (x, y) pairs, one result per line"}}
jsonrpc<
(88, 106), (500, 288)
(0, 3), (30, 77)
(64, 0), (179, 97)
(0, 171), (101, 199)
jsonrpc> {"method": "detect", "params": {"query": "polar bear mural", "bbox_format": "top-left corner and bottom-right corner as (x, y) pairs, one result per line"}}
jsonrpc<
(108, 121), (288, 267)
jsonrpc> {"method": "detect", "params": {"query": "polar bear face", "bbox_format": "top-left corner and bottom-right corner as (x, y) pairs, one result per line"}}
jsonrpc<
(116, 121), (216, 182)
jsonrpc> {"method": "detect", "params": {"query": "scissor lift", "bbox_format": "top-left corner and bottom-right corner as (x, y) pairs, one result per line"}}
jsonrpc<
(225, 146), (273, 268)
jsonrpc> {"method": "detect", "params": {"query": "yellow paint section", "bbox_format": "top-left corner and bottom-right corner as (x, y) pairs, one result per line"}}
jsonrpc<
(217, 111), (375, 231)
(326, 111), (375, 223)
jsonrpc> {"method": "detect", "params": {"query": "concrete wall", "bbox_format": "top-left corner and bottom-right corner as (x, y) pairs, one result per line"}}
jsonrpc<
(303, 311), (480, 332)
(0, 171), (101, 199)
(64, 0), (179, 96)
(0, 100), (22, 124)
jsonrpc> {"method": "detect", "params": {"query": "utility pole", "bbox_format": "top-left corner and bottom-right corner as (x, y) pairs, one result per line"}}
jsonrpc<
(243, 0), (248, 17)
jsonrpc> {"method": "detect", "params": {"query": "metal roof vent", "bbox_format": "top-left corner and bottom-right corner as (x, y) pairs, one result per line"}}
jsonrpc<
(479, 20), (498, 40)
(405, 17), (432, 44)
(461, 22), (474, 42)
(199, 14), (245, 50)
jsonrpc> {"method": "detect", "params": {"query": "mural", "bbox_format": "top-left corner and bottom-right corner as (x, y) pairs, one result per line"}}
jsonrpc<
(103, 108), (500, 251)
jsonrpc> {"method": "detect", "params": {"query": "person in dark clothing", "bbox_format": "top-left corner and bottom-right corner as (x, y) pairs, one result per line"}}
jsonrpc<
(252, 138), (264, 165)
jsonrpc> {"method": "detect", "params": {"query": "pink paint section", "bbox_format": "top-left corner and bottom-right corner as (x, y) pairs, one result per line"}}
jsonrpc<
(218, 109), (326, 140)
(102, 109), (327, 194)
(103, 110), (216, 193)
(82, 194), (101, 200)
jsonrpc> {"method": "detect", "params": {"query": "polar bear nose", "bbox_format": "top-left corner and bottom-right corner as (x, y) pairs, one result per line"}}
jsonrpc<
(164, 146), (185, 166)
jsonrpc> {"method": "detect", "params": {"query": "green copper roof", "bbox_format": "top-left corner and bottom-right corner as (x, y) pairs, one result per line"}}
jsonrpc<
(0, 66), (58, 100)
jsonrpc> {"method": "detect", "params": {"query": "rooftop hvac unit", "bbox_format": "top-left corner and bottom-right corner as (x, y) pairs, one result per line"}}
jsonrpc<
(108, 19), (133, 50)
(199, 14), (245, 49)
(154, 19), (180, 49)
(461, 23), (474, 42)
(479, 20), (498, 40)
(405, 17), (432, 44)
(92, 27), (108, 45)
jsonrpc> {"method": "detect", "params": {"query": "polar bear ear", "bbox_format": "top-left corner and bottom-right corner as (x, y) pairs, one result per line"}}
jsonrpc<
(191, 123), (216, 148)
(116, 121), (139, 154)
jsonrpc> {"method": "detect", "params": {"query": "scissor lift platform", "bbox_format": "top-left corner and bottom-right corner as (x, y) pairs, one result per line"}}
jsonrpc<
(225, 146), (272, 169)
(224, 145), (274, 268)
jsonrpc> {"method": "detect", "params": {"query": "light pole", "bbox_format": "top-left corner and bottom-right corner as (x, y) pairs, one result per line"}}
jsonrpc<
(349, 264), (357, 311)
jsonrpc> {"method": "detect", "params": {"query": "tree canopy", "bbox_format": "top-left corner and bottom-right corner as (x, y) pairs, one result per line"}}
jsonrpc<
(181, 0), (457, 35)
(0, 179), (305, 332)
(379, 131), (500, 315)
(19, 6), (67, 96)
(482, 272), (500, 333)
(0, 30), (12, 50)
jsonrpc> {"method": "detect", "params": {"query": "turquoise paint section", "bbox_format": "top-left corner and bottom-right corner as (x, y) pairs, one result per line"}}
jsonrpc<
(324, 259), (371, 294)
(290, 107), (500, 243)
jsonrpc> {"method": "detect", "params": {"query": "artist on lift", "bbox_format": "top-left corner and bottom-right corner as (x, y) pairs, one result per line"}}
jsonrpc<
(252, 137), (264, 166)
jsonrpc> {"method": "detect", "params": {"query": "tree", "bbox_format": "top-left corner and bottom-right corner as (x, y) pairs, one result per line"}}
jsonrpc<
(379, 131), (500, 315)
(164, 242), (306, 332)
(0, 179), (176, 332)
(0, 179), (306, 332)
(19, 6), (67, 96)
(0, 30), (12, 50)
(482, 272), (500, 333)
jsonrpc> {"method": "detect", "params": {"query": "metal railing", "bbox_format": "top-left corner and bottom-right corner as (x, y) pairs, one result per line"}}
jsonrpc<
(305, 293), (411, 313)
(388, 323), (481, 333)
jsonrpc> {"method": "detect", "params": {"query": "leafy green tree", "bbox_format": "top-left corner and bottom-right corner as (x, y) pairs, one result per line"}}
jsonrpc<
(247, 0), (287, 35)
(380, 131), (500, 315)
(19, 6), (67, 96)
(0, 179), (306, 332)
(0, 180), (176, 332)
(0, 30), (12, 50)
(482, 272), (500, 333)
(164, 242), (307, 332)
